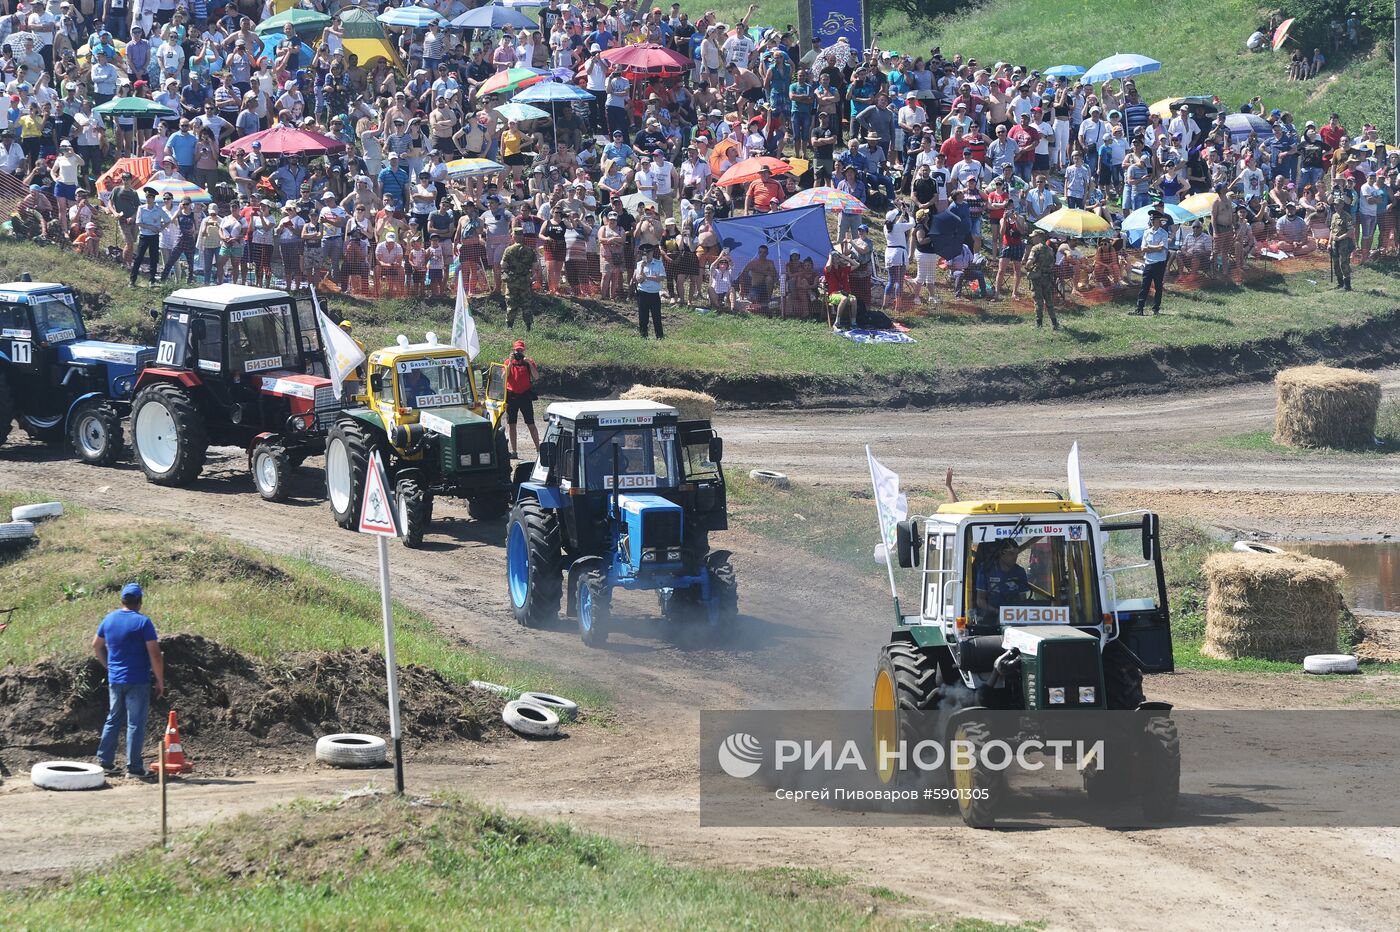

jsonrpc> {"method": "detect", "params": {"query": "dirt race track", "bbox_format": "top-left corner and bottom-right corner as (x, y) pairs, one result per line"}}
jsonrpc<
(2, 373), (1399, 929)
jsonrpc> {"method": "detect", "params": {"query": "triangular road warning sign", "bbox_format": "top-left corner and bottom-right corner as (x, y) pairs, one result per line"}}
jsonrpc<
(358, 449), (400, 537)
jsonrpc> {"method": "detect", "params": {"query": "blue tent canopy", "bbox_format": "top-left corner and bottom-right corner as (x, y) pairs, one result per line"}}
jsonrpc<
(712, 206), (833, 287)
(260, 35), (314, 68)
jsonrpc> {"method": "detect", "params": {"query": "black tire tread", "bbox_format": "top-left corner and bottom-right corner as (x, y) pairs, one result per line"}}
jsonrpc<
(132, 382), (208, 486)
(396, 473), (432, 548)
(252, 442), (291, 502)
(1139, 716), (1181, 821)
(1104, 640), (1146, 710)
(326, 418), (375, 529)
(578, 565), (611, 647)
(508, 499), (562, 626)
(954, 719), (1003, 828)
(69, 399), (124, 467)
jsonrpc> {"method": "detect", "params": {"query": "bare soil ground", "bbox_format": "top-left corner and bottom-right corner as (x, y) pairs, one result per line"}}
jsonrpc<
(2, 372), (1398, 929)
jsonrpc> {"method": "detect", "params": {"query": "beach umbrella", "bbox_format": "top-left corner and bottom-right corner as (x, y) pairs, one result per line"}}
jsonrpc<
(600, 42), (690, 76)
(449, 3), (538, 30)
(446, 157), (505, 178)
(221, 125), (348, 158)
(93, 97), (176, 117)
(512, 80), (592, 103)
(491, 101), (550, 123)
(378, 5), (446, 28)
(1043, 64), (1085, 79)
(1035, 207), (1112, 239)
(259, 35), (314, 68)
(1223, 112), (1272, 141)
(618, 192), (658, 212)
(708, 138), (741, 177)
(1081, 53), (1161, 85)
(1121, 202), (1196, 245)
(143, 177), (212, 203)
(1272, 17), (1295, 51)
(781, 186), (865, 214)
(479, 66), (546, 97)
(717, 156), (792, 187)
(3, 32), (39, 52)
(1178, 191), (1219, 218)
(254, 8), (331, 37)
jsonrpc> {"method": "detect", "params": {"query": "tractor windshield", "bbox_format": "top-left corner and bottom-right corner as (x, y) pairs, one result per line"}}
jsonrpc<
(579, 426), (677, 491)
(965, 521), (1099, 628)
(396, 356), (471, 409)
(229, 303), (298, 374)
(31, 294), (84, 343)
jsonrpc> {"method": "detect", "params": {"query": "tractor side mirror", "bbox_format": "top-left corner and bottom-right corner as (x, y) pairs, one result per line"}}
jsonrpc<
(1141, 513), (1159, 560)
(537, 440), (556, 469)
(895, 518), (921, 569)
(708, 436), (723, 464)
(370, 372), (384, 396)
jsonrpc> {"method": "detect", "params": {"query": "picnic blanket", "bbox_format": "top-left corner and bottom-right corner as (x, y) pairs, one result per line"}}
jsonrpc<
(841, 329), (917, 345)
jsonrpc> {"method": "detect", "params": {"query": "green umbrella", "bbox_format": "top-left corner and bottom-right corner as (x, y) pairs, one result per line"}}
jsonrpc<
(93, 96), (176, 117)
(255, 8), (331, 37)
(339, 7), (389, 39)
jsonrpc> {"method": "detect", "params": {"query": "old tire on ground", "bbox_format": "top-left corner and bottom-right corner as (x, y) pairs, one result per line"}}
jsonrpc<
(467, 492), (510, 521)
(31, 760), (106, 790)
(395, 473), (432, 548)
(1139, 716), (1181, 821)
(315, 733), (387, 768)
(1302, 653), (1358, 674)
(251, 442), (291, 502)
(325, 419), (373, 529)
(748, 468), (790, 489)
(11, 501), (62, 521)
(503, 699), (559, 737)
(131, 383), (208, 486)
(505, 499), (561, 627)
(519, 691), (579, 721)
(469, 680), (513, 695)
(1232, 540), (1285, 554)
(20, 410), (66, 443)
(1103, 639), (1146, 710)
(69, 400), (125, 467)
(576, 565), (611, 648)
(951, 718), (1004, 828)
(0, 520), (36, 544)
(873, 641), (943, 790)
(0, 370), (13, 446)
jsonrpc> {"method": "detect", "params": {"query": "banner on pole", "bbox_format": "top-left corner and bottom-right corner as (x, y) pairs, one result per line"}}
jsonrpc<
(808, 0), (866, 53)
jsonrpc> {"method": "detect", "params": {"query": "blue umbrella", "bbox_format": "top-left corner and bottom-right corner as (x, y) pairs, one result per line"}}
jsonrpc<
(449, 4), (538, 30)
(492, 101), (550, 122)
(260, 35), (313, 68)
(512, 80), (593, 103)
(1121, 202), (1196, 246)
(1081, 53), (1161, 85)
(377, 5), (446, 28)
(1044, 64), (1085, 79)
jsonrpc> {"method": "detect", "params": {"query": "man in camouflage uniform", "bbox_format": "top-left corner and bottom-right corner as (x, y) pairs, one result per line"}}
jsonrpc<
(1023, 230), (1059, 329)
(500, 227), (538, 330)
(1329, 192), (1354, 291)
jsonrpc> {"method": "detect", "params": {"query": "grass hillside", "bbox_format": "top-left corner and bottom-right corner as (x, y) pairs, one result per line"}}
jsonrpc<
(737, 0), (1394, 131)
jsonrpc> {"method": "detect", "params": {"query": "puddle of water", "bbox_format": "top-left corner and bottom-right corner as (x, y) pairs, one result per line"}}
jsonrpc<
(1282, 542), (1400, 612)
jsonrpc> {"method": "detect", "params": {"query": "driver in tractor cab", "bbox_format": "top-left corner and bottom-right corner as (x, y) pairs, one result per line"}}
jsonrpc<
(976, 540), (1031, 620)
(403, 369), (434, 407)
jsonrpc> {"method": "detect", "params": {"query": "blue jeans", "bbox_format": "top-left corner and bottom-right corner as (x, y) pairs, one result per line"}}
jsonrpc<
(97, 682), (151, 774)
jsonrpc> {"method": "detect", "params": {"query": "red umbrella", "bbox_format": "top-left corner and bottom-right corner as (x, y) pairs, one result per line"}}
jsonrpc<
(220, 125), (348, 158)
(1272, 17), (1295, 51)
(599, 42), (690, 76)
(716, 156), (792, 187)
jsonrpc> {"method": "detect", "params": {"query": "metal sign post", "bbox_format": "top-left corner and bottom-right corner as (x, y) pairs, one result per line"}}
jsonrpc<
(358, 449), (405, 794)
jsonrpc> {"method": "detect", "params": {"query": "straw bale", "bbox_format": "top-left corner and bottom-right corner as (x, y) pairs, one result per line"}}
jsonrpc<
(620, 384), (716, 421)
(1202, 551), (1346, 661)
(1273, 365), (1381, 449)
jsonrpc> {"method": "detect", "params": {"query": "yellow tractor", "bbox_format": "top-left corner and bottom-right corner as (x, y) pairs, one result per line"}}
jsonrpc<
(323, 333), (511, 546)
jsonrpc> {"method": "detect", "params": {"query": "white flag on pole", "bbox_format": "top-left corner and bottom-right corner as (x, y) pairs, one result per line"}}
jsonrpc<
(451, 270), (481, 361)
(312, 287), (366, 401)
(866, 446), (908, 584)
(1067, 441), (1089, 505)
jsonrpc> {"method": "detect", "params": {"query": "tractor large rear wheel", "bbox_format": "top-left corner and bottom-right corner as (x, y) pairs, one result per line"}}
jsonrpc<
(20, 411), (66, 443)
(131, 383), (207, 486)
(873, 641), (944, 790)
(0, 370), (13, 447)
(69, 399), (124, 467)
(505, 499), (561, 627)
(325, 419), (374, 529)
(395, 472), (432, 548)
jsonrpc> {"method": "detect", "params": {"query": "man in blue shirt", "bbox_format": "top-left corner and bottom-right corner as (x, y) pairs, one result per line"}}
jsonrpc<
(94, 583), (164, 779)
(976, 541), (1031, 620)
(1134, 209), (1171, 315)
(166, 120), (200, 178)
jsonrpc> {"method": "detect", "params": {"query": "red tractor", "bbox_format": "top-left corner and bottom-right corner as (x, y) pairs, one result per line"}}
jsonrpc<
(129, 285), (343, 500)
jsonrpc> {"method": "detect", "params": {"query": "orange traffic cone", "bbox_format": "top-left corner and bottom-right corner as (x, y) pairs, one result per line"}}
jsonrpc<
(149, 710), (194, 776)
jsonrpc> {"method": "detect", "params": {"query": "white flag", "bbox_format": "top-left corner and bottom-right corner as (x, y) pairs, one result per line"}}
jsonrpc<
(312, 287), (366, 401)
(1067, 441), (1088, 505)
(451, 270), (480, 361)
(866, 447), (907, 549)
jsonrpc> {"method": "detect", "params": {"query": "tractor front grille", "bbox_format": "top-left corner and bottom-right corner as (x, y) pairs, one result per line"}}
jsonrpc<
(642, 510), (682, 550)
(1038, 641), (1102, 708)
(314, 384), (342, 415)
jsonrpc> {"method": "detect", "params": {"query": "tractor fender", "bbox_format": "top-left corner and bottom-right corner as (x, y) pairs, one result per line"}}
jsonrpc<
(135, 367), (201, 391)
(566, 555), (607, 619)
(246, 431), (279, 461)
(1135, 700), (1174, 713)
(517, 481), (563, 509)
(704, 549), (732, 568)
(63, 391), (107, 433)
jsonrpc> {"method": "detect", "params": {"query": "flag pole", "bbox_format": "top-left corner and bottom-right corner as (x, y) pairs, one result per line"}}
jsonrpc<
(866, 444), (902, 617)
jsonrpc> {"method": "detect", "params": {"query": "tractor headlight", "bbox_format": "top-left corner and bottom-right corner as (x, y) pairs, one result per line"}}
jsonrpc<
(459, 454), (472, 466)
(641, 550), (657, 562)
(666, 548), (681, 561)
(480, 452), (491, 464)
(1048, 687), (1066, 705)
(1079, 687), (1096, 704)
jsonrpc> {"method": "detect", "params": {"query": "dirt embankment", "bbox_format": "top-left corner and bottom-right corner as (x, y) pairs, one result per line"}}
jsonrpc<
(545, 306), (1400, 409)
(0, 634), (498, 774)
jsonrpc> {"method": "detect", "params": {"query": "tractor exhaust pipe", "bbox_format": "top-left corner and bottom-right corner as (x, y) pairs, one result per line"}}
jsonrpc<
(986, 646), (1022, 690)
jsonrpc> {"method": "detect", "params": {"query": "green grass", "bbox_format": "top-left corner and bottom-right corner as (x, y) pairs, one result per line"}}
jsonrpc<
(1, 791), (1035, 930)
(0, 491), (605, 709)
(3, 242), (1397, 391)
(1215, 400), (1399, 455)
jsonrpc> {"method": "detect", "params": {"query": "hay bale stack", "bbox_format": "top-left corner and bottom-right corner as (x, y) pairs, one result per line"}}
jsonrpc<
(1202, 552), (1346, 661)
(620, 384), (716, 421)
(1273, 365), (1381, 449)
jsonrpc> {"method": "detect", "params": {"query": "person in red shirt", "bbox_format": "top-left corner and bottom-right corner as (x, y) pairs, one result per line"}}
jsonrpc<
(1007, 112), (1039, 182)
(961, 129), (989, 165)
(504, 339), (541, 457)
(940, 123), (970, 165)
(745, 165), (784, 213)
(1318, 112), (1346, 152)
(823, 244), (857, 330)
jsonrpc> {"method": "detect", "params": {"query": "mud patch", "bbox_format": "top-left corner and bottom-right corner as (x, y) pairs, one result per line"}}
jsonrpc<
(0, 634), (499, 774)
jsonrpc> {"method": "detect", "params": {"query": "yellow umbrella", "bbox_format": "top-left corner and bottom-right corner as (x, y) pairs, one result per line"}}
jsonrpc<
(1148, 97), (1176, 120)
(1178, 192), (1219, 217)
(1035, 208), (1111, 239)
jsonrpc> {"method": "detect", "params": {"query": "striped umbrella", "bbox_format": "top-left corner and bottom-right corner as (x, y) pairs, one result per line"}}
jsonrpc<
(143, 177), (212, 203)
(445, 158), (505, 178)
(478, 66), (546, 98)
(780, 186), (866, 214)
(1034, 207), (1112, 239)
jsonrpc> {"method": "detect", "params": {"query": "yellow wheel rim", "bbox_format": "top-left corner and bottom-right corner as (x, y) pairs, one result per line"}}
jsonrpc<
(873, 669), (897, 784)
(952, 726), (974, 815)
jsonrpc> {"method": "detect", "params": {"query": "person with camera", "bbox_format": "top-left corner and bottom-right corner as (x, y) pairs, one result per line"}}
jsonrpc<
(504, 339), (541, 458)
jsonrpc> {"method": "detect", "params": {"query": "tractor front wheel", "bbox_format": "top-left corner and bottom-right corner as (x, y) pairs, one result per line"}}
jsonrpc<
(951, 719), (1004, 828)
(251, 442), (291, 502)
(1103, 640), (1146, 710)
(69, 399), (124, 467)
(325, 419), (373, 529)
(1138, 715), (1181, 821)
(131, 383), (208, 486)
(705, 553), (739, 630)
(19, 410), (66, 443)
(505, 500), (561, 627)
(395, 473), (433, 548)
(576, 565), (611, 648)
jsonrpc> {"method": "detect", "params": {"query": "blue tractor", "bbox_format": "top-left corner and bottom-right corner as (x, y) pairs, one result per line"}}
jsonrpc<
(505, 400), (736, 647)
(0, 280), (153, 465)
